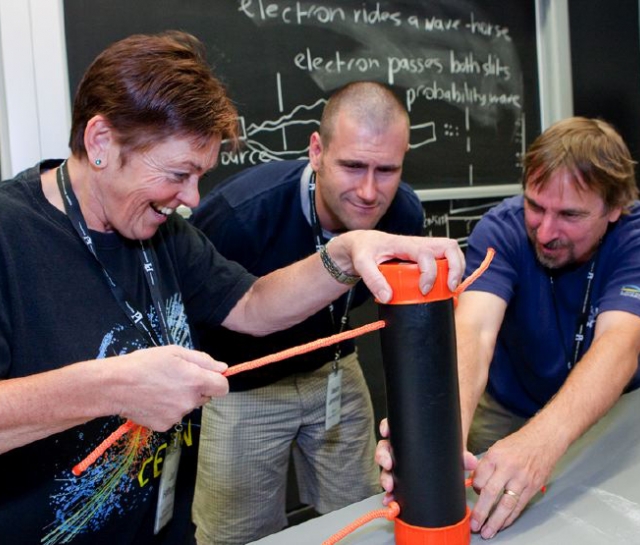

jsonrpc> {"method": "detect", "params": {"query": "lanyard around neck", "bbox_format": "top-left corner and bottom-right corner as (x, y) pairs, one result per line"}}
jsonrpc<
(549, 257), (597, 370)
(56, 160), (173, 347)
(308, 171), (354, 364)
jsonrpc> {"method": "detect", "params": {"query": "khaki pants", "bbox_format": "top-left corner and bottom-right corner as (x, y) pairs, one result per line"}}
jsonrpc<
(192, 352), (380, 545)
(467, 391), (528, 455)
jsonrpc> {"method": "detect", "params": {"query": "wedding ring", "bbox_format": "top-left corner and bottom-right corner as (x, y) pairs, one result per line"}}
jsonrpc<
(503, 489), (520, 499)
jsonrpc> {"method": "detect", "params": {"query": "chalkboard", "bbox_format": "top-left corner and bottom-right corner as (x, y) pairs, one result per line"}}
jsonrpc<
(63, 0), (540, 196)
(421, 196), (499, 247)
(569, 0), (640, 179)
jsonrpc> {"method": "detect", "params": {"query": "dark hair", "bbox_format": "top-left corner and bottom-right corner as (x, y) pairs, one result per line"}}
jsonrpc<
(69, 31), (238, 162)
(524, 117), (638, 211)
(318, 81), (409, 148)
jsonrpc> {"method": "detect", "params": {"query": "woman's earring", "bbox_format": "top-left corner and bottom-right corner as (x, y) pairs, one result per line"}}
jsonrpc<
(94, 159), (102, 166)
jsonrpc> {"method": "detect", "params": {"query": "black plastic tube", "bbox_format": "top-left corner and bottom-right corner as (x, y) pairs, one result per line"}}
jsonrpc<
(378, 298), (467, 527)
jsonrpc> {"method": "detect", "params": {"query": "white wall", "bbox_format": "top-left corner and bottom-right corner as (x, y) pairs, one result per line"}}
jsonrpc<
(536, 0), (573, 130)
(0, 0), (571, 181)
(0, 0), (70, 179)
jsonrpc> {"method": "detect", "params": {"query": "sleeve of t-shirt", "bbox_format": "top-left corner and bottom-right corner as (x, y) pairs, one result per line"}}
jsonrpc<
(464, 201), (524, 305)
(597, 215), (640, 318)
(173, 218), (257, 328)
(190, 193), (263, 269)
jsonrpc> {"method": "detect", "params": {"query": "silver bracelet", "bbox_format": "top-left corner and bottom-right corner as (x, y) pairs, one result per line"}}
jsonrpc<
(319, 243), (361, 286)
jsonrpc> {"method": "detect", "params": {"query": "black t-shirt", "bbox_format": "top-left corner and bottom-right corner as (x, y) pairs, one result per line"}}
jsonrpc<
(0, 161), (256, 544)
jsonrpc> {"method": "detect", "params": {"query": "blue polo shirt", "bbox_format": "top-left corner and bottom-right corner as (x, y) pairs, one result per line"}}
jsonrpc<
(465, 195), (640, 417)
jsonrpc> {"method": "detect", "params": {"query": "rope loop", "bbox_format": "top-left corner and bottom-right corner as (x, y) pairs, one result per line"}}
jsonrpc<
(453, 247), (495, 305)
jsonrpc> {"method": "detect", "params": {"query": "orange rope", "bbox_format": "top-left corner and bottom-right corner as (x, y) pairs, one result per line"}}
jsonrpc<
(322, 479), (476, 545)
(322, 476), (545, 545)
(223, 320), (386, 377)
(71, 320), (386, 475)
(321, 501), (400, 545)
(71, 420), (136, 476)
(454, 247), (496, 297)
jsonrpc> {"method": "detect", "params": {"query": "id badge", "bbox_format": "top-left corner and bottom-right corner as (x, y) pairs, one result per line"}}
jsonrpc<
(154, 433), (182, 534)
(325, 368), (343, 431)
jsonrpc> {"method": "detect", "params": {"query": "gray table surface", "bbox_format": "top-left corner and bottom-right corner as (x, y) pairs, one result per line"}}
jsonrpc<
(250, 388), (640, 544)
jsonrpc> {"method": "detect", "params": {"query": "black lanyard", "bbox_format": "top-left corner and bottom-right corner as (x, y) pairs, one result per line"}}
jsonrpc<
(308, 171), (354, 367)
(56, 160), (173, 347)
(549, 257), (597, 370)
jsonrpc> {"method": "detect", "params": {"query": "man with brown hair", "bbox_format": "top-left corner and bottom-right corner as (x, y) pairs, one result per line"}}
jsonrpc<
(378, 116), (640, 539)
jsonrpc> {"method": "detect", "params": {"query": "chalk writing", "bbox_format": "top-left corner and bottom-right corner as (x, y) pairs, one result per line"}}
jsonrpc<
(239, 0), (347, 24)
(294, 49), (382, 74)
(62, 0), (540, 195)
(209, 0), (537, 192)
(238, 0), (512, 42)
(353, 4), (402, 26)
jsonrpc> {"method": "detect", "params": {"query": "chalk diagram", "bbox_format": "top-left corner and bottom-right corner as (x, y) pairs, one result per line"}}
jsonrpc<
(220, 73), (437, 166)
(234, 104), (437, 157)
(221, 73), (526, 190)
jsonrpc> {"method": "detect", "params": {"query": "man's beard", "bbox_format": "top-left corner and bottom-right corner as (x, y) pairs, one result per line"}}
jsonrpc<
(527, 227), (575, 269)
(530, 231), (601, 269)
(534, 239), (574, 269)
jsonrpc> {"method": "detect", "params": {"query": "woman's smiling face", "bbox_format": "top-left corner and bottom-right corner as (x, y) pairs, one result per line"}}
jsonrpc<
(89, 135), (220, 240)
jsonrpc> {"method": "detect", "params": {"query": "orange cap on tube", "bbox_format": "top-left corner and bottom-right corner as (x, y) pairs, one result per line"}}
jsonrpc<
(378, 259), (453, 305)
(394, 508), (471, 545)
